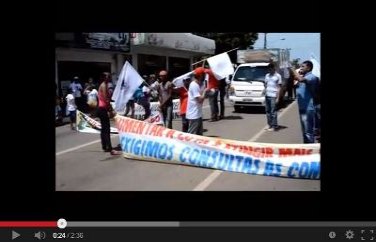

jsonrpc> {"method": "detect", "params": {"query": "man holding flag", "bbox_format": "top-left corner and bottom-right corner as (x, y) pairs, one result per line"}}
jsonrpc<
(205, 52), (235, 121)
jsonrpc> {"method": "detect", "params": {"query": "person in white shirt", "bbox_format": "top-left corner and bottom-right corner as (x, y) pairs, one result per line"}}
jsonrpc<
(264, 63), (282, 131)
(186, 67), (207, 135)
(65, 88), (77, 130)
(86, 86), (98, 116)
(69, 76), (83, 111)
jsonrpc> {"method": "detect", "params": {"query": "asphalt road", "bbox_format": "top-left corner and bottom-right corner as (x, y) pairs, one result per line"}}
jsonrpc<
(56, 99), (320, 191)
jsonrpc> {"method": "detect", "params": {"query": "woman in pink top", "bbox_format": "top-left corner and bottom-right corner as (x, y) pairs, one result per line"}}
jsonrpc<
(97, 72), (121, 155)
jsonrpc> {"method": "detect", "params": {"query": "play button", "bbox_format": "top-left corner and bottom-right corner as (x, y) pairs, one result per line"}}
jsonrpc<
(12, 231), (20, 240)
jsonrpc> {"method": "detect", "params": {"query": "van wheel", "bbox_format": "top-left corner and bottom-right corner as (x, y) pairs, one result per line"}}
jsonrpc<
(234, 106), (241, 112)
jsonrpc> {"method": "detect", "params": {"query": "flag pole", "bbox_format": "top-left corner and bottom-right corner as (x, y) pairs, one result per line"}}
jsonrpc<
(191, 47), (239, 66)
(142, 79), (151, 87)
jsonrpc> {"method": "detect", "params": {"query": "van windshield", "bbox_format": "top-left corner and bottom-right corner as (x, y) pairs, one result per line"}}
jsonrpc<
(233, 66), (269, 82)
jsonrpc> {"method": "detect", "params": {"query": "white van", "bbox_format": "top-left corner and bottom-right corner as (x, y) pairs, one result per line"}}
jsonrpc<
(228, 62), (270, 111)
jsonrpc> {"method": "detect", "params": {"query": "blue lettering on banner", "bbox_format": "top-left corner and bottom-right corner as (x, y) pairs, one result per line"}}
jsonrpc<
(133, 139), (142, 155)
(157, 143), (168, 159)
(120, 135), (319, 179)
(225, 154), (235, 171)
(141, 139), (148, 155)
(208, 151), (218, 167)
(213, 152), (225, 169)
(242, 157), (253, 174)
(263, 162), (274, 176)
(299, 162), (309, 178)
(263, 161), (282, 177)
(218, 154), (227, 170)
(189, 149), (200, 165)
(167, 145), (174, 160)
(198, 149), (209, 167)
(251, 159), (260, 175)
(288, 162), (299, 178)
(180, 147), (190, 163)
(287, 161), (320, 179)
(274, 163), (282, 177)
(232, 156), (243, 172)
(120, 136), (176, 161)
(145, 140), (160, 157)
(121, 137), (133, 152)
(307, 162), (320, 179)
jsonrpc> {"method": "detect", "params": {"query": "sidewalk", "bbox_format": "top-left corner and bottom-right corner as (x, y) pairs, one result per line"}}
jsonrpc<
(256, 100), (304, 144)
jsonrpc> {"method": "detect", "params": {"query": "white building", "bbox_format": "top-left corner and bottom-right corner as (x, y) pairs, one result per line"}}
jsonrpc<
(55, 33), (215, 97)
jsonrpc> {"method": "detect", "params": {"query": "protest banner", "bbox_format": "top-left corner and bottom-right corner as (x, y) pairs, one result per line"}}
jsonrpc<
(115, 116), (320, 179)
(76, 110), (118, 134)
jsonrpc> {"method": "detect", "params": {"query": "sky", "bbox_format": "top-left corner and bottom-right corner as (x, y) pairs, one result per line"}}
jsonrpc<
(253, 33), (321, 63)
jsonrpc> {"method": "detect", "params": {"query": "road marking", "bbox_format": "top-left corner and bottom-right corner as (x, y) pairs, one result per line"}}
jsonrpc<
(192, 101), (297, 191)
(249, 102), (295, 142)
(56, 135), (119, 156)
(56, 140), (102, 156)
(193, 170), (222, 191)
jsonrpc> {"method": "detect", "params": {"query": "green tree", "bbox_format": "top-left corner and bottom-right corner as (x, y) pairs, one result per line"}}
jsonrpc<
(291, 58), (301, 69)
(193, 33), (258, 62)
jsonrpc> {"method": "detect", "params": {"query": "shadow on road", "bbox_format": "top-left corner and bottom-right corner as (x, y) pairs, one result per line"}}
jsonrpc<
(233, 106), (265, 114)
(221, 115), (243, 120)
(276, 125), (288, 131)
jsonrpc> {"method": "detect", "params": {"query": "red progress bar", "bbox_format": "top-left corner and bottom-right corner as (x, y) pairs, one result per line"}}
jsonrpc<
(0, 221), (57, 227)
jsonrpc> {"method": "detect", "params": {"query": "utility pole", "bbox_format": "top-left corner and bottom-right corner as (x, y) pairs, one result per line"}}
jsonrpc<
(263, 33), (267, 49)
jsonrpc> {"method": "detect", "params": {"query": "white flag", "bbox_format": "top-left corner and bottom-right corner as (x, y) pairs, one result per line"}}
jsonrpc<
(207, 52), (234, 80)
(113, 61), (144, 113)
(310, 54), (321, 79)
(172, 71), (193, 88)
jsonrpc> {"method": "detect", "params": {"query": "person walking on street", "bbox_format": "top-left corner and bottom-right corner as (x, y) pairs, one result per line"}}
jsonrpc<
(264, 63), (282, 131)
(69, 76), (83, 111)
(65, 88), (77, 130)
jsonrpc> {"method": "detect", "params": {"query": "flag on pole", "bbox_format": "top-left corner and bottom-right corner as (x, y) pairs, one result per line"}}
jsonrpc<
(207, 52), (234, 80)
(310, 54), (320, 79)
(112, 61), (144, 113)
(172, 71), (193, 88)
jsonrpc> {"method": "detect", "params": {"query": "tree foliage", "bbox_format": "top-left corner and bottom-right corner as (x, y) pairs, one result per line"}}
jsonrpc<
(193, 33), (259, 62)
(291, 58), (301, 69)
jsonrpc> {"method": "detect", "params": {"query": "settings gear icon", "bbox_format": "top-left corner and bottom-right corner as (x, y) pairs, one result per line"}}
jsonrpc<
(345, 230), (355, 240)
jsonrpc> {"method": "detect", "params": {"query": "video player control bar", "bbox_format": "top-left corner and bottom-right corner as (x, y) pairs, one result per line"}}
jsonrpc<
(67, 221), (376, 227)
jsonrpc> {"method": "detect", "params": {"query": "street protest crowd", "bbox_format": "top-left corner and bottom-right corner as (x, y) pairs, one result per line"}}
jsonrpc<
(56, 57), (320, 156)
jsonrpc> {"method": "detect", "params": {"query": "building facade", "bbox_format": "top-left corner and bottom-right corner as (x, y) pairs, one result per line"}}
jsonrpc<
(55, 33), (215, 97)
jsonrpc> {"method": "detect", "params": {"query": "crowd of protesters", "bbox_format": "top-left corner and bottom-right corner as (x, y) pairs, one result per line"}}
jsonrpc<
(56, 59), (320, 156)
